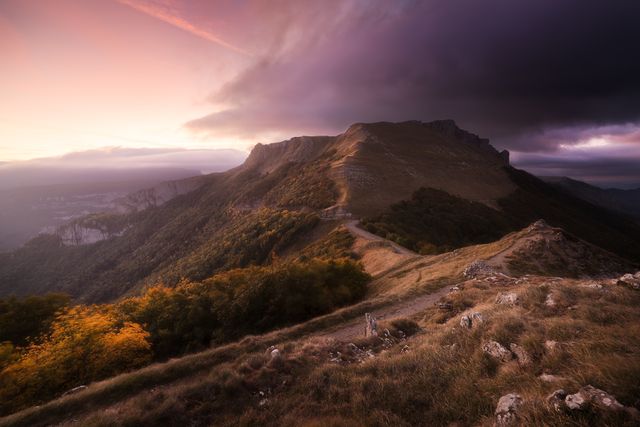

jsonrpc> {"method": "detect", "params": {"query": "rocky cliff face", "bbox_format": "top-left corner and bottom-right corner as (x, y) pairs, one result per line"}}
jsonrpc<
(56, 214), (129, 246)
(113, 175), (206, 214)
(242, 136), (334, 174)
(57, 222), (126, 246)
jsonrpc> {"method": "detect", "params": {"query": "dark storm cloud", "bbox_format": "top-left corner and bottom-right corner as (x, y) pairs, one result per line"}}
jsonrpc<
(182, 0), (640, 187)
(186, 0), (640, 146)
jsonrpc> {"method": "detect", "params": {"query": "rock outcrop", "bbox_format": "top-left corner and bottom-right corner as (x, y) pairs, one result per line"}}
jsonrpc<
(495, 292), (519, 305)
(482, 341), (513, 362)
(565, 385), (625, 412)
(616, 272), (640, 290)
(56, 216), (128, 246)
(463, 260), (495, 279)
(114, 176), (206, 214)
(495, 393), (523, 426)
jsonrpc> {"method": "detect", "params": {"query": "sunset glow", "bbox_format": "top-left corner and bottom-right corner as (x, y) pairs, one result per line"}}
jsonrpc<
(0, 0), (249, 160)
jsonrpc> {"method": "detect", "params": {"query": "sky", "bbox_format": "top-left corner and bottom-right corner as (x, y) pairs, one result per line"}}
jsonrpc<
(1, 0), (640, 188)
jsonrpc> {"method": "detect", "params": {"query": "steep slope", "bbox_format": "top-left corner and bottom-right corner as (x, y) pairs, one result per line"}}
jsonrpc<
(1, 120), (639, 302)
(542, 176), (640, 220)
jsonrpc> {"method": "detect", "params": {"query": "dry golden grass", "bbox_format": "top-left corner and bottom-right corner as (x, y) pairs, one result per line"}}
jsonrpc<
(5, 274), (638, 427)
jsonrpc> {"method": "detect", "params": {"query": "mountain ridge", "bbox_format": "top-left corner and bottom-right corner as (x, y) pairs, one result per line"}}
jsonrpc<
(1, 120), (639, 302)
(542, 176), (640, 220)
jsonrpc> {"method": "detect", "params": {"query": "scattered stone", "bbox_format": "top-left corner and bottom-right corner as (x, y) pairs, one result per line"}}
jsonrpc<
(539, 373), (566, 383)
(565, 392), (587, 410)
(62, 385), (87, 397)
(495, 292), (519, 305)
(270, 348), (281, 359)
(401, 344), (410, 353)
(547, 389), (567, 412)
(482, 340), (513, 362)
(509, 343), (532, 367)
(449, 286), (460, 292)
(364, 313), (378, 337)
(495, 393), (523, 426)
(544, 340), (558, 353)
(463, 260), (495, 278)
(544, 293), (556, 307)
(565, 385), (625, 412)
(460, 315), (472, 329)
(471, 312), (484, 325)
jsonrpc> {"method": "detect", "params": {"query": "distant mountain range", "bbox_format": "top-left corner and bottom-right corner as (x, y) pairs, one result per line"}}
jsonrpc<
(541, 176), (640, 220)
(0, 148), (247, 251)
(1, 120), (639, 302)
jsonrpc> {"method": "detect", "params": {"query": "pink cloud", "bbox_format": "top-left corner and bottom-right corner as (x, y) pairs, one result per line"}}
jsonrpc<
(116, 0), (251, 55)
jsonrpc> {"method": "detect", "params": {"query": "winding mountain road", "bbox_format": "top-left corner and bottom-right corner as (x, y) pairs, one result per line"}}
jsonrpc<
(315, 220), (450, 342)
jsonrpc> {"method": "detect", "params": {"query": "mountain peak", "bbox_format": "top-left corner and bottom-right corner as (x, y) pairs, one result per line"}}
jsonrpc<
(238, 121), (515, 216)
(344, 119), (488, 144)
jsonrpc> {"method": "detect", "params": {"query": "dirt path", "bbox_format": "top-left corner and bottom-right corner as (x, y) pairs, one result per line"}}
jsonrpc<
(345, 220), (416, 256)
(317, 220), (451, 342)
(319, 285), (451, 341)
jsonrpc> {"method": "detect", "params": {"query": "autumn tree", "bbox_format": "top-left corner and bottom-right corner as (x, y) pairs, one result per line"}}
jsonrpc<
(0, 306), (151, 415)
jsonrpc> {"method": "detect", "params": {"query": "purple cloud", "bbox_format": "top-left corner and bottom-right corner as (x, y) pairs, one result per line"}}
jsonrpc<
(178, 0), (640, 186)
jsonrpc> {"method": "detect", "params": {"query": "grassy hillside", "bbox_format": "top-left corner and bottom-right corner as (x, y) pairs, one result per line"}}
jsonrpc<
(2, 274), (639, 426)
